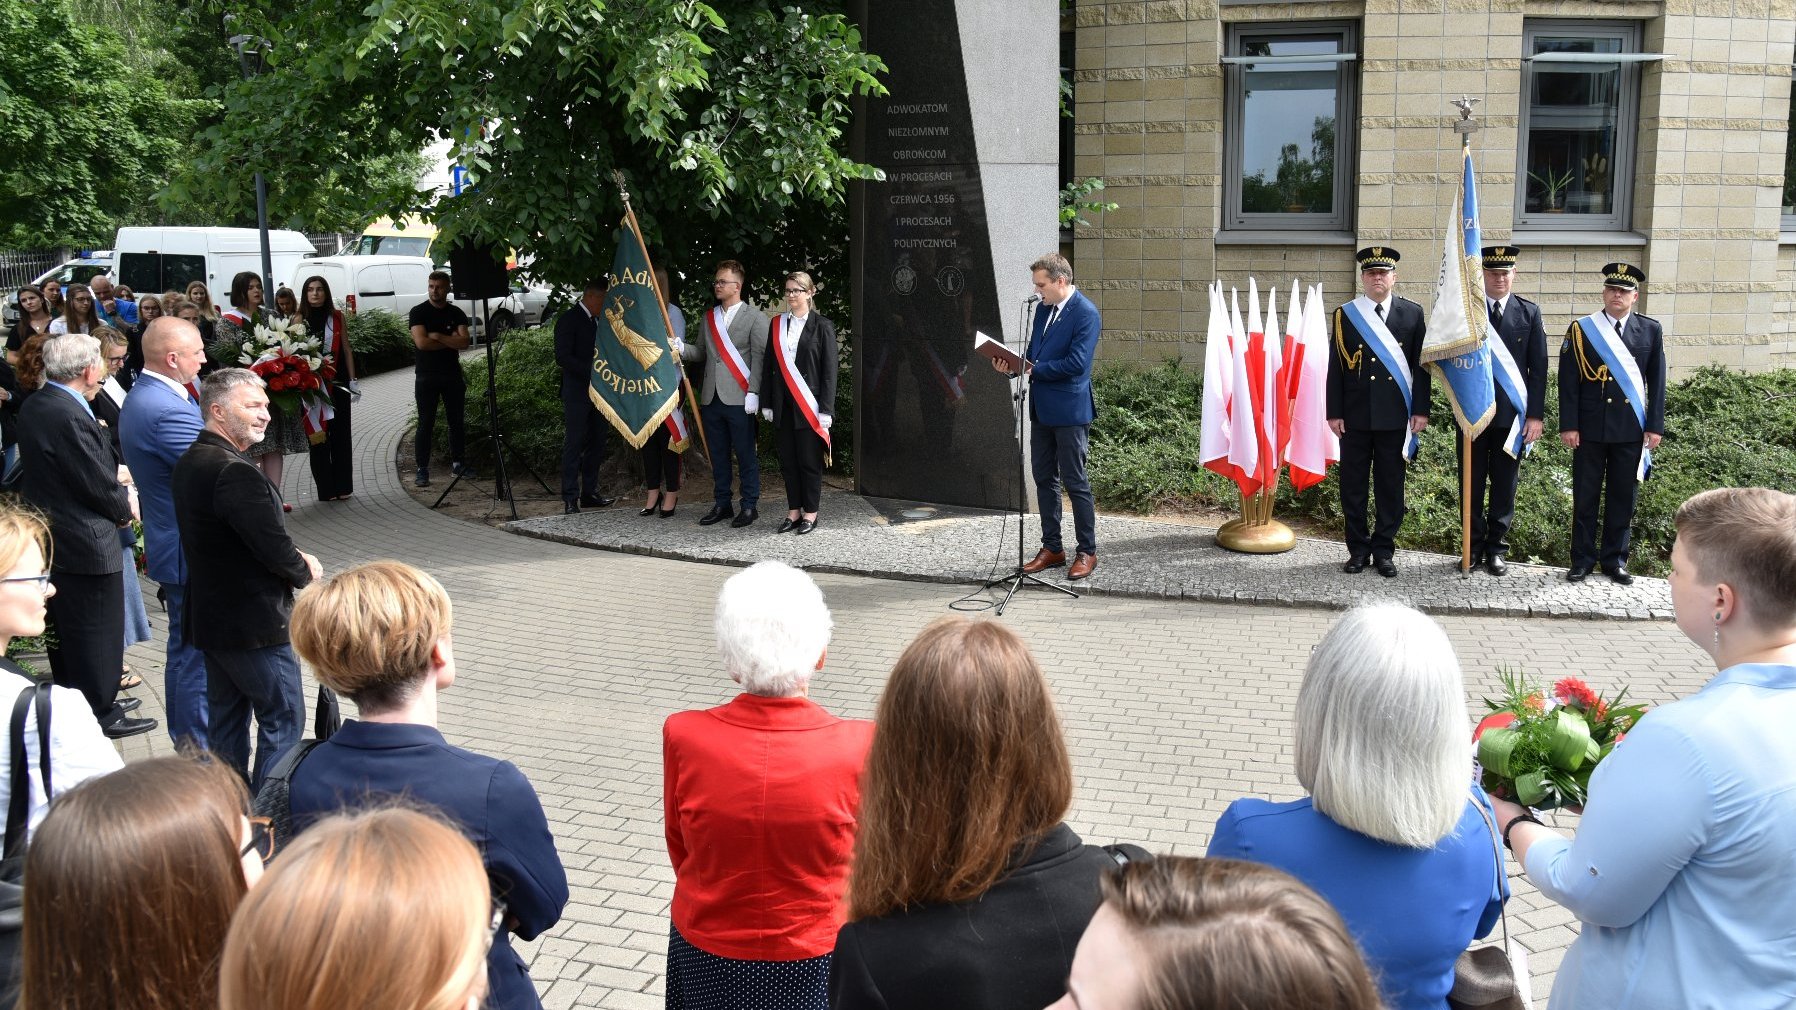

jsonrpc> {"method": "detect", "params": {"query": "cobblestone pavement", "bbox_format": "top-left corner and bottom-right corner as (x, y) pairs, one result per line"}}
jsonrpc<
(109, 362), (1711, 1008)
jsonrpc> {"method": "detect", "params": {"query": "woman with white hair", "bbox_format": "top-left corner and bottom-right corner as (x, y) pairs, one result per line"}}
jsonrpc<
(1207, 602), (1507, 1010)
(662, 561), (874, 1010)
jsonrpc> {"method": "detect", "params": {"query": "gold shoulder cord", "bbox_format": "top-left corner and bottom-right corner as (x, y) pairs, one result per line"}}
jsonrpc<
(1334, 309), (1363, 373)
(1569, 323), (1609, 382)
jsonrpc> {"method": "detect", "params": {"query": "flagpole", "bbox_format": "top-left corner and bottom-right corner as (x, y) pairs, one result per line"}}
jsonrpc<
(1455, 126), (1475, 574)
(612, 170), (712, 464)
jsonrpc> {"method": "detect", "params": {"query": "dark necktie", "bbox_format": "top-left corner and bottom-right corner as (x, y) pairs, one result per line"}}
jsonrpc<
(1044, 305), (1059, 330)
(1489, 301), (1502, 329)
(1614, 318), (1624, 341)
(1375, 303), (1385, 321)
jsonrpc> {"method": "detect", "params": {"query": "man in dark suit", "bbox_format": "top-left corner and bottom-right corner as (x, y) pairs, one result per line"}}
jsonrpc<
(995, 253), (1103, 581)
(18, 334), (156, 738)
(552, 278), (617, 514)
(682, 259), (769, 528)
(1327, 247), (1432, 578)
(119, 317), (209, 745)
(1463, 245), (1549, 577)
(173, 368), (320, 787)
(1559, 263), (1666, 585)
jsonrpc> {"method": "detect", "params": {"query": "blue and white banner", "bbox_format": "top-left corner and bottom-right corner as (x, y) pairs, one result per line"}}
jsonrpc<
(1423, 144), (1497, 440)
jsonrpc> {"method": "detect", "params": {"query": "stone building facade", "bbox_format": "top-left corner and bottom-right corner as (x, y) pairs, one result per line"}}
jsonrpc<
(1071, 0), (1796, 375)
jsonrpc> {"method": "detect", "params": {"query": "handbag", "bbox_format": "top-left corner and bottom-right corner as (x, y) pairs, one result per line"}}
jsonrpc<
(1447, 795), (1534, 1010)
(0, 681), (52, 1010)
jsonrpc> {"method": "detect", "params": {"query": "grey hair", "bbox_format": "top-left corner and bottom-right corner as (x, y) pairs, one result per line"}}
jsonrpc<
(41, 334), (101, 383)
(712, 561), (833, 697)
(200, 367), (266, 417)
(1294, 603), (1470, 848)
(1029, 253), (1073, 283)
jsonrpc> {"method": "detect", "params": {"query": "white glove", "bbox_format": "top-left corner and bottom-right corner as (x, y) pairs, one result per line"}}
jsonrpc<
(820, 414), (833, 431)
(743, 392), (759, 415)
(670, 337), (685, 356)
(348, 380), (363, 403)
(761, 409), (773, 422)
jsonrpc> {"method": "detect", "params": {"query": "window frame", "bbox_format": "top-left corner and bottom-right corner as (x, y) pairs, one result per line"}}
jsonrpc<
(1783, 68), (1796, 233)
(1222, 20), (1359, 234)
(1515, 19), (1642, 233)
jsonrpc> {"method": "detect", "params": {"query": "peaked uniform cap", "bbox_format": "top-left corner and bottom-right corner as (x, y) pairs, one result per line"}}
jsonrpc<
(1600, 262), (1646, 290)
(1356, 247), (1401, 271)
(1481, 246), (1521, 269)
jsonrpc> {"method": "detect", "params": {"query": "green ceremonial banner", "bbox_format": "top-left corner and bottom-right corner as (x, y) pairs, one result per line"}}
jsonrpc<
(590, 216), (683, 450)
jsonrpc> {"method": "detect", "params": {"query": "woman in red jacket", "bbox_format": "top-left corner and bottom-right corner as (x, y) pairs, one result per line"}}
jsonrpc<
(663, 560), (873, 1010)
(297, 275), (358, 501)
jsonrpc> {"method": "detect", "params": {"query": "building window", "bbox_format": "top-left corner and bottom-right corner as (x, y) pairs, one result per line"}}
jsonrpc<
(1223, 22), (1358, 233)
(1784, 71), (1796, 232)
(1517, 21), (1641, 231)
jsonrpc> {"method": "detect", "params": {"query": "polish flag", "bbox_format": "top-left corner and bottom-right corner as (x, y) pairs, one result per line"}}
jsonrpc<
(1225, 287), (1260, 497)
(1247, 279), (1282, 495)
(1285, 284), (1340, 491)
(1279, 278), (1304, 463)
(1198, 283), (1236, 480)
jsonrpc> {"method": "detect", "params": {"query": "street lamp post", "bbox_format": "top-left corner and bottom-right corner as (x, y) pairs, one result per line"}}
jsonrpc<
(228, 33), (275, 302)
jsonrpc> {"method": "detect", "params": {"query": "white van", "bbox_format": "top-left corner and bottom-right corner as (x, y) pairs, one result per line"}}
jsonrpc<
(289, 254), (530, 339)
(114, 227), (316, 309)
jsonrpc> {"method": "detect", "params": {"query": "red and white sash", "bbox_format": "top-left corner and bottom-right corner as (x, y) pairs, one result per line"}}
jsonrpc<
(772, 315), (829, 448)
(221, 309), (249, 327)
(664, 406), (691, 452)
(705, 307), (751, 392)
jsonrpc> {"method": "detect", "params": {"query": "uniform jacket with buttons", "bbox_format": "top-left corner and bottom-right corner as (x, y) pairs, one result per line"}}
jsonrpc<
(1557, 313), (1666, 442)
(1327, 296), (1432, 432)
(1488, 295), (1549, 430)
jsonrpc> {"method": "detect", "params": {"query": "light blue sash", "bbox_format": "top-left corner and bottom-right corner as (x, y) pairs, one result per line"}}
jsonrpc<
(1576, 314), (1652, 479)
(1487, 332), (1530, 458)
(1342, 299), (1418, 460)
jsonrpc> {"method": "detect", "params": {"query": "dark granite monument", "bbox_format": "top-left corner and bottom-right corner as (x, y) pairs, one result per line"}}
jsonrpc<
(849, 0), (1059, 511)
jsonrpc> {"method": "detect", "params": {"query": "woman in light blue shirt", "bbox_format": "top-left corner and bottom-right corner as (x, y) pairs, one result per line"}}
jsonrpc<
(1209, 603), (1507, 1010)
(1496, 486), (1796, 1010)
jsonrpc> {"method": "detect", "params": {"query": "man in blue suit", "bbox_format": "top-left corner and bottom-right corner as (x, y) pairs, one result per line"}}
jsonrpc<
(119, 317), (209, 745)
(994, 253), (1103, 580)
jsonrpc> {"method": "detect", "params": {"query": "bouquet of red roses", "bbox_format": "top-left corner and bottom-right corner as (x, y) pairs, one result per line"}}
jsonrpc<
(1474, 670), (1646, 810)
(239, 318), (338, 442)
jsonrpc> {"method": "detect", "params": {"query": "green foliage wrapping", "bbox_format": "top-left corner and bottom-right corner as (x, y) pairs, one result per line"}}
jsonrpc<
(345, 311), (418, 378)
(1088, 362), (1796, 576)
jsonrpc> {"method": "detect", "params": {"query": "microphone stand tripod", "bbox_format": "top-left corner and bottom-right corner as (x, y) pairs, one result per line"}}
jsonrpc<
(981, 297), (1080, 615)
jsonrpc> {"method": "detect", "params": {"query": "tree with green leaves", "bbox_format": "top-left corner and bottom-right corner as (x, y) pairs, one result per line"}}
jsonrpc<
(175, 0), (887, 296)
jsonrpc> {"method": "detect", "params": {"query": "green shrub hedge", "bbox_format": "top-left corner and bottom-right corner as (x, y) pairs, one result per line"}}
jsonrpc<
(1089, 361), (1796, 576)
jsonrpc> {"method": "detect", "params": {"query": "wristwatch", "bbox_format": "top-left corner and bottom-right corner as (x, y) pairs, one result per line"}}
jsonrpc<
(1502, 811), (1542, 851)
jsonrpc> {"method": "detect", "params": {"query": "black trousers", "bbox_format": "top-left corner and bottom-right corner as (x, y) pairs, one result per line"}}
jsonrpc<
(560, 397), (610, 500)
(45, 569), (125, 725)
(1571, 440), (1643, 569)
(1460, 422), (1521, 559)
(414, 374), (466, 470)
(1339, 428), (1407, 560)
(641, 426), (682, 492)
(775, 418), (825, 514)
(308, 383), (354, 498)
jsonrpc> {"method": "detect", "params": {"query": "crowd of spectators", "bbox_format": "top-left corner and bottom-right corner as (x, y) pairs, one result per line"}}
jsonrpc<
(0, 299), (1785, 1010)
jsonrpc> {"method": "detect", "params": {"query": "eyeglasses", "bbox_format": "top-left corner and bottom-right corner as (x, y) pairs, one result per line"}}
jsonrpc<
(106, 354), (128, 365)
(241, 816), (275, 861)
(784, 288), (808, 295)
(712, 279), (739, 287)
(0, 574), (51, 592)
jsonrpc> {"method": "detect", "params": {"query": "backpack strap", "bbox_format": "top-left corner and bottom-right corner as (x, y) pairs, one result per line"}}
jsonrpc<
(31, 687), (48, 803)
(252, 738), (326, 845)
(3, 686), (40, 861)
(1101, 843), (1153, 869)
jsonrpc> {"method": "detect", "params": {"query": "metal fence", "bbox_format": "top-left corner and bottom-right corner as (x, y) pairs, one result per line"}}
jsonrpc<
(0, 249), (66, 290)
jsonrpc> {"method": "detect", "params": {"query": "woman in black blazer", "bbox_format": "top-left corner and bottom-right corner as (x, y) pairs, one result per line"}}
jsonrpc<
(758, 271), (837, 534)
(830, 617), (1124, 1010)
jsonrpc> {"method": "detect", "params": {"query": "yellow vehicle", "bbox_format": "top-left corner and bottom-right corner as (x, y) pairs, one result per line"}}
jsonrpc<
(354, 216), (439, 260)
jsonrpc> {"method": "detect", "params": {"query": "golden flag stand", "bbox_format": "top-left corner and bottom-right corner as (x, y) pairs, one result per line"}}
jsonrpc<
(1216, 487), (1296, 553)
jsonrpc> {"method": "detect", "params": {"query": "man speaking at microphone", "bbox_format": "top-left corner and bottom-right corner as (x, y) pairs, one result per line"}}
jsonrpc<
(989, 253), (1102, 581)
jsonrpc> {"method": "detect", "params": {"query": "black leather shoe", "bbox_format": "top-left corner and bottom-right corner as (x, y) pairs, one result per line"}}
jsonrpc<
(699, 505), (734, 526)
(563, 500), (580, 515)
(414, 469), (430, 488)
(1342, 555), (1369, 574)
(102, 716), (158, 740)
(777, 518), (799, 533)
(659, 505), (677, 518)
(1472, 551), (1488, 569)
(1602, 565), (1634, 586)
(1374, 557), (1398, 578)
(1566, 565), (1592, 582)
(730, 508), (759, 528)
(795, 519), (816, 535)
(115, 697), (142, 713)
(639, 505), (659, 517)
(580, 494), (616, 509)
(1486, 555), (1508, 577)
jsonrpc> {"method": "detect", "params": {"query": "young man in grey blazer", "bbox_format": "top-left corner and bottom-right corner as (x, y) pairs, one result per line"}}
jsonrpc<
(682, 259), (770, 528)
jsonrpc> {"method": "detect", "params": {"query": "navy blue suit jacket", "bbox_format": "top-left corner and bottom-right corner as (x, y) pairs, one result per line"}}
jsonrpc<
(1025, 289), (1101, 427)
(288, 720), (569, 1010)
(118, 374), (202, 586)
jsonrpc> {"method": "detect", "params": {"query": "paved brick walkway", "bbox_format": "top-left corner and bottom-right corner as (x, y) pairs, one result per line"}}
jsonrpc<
(110, 363), (1712, 1008)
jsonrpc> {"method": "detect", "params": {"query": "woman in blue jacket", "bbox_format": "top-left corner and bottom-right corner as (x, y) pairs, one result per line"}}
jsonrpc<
(285, 560), (569, 1010)
(1208, 603), (1507, 1010)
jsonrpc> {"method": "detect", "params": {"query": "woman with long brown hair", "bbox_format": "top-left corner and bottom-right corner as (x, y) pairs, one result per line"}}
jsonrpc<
(298, 274), (357, 501)
(20, 754), (266, 1010)
(830, 617), (1118, 1010)
(219, 807), (493, 1010)
(46, 284), (99, 336)
(8, 287), (53, 364)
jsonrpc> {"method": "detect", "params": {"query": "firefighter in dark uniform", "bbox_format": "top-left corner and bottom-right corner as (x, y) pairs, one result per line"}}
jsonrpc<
(1463, 245), (1548, 577)
(1327, 247), (1432, 578)
(1558, 262), (1666, 585)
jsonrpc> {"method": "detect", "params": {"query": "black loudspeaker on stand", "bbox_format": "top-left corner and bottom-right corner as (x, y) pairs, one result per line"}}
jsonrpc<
(431, 240), (552, 518)
(979, 295), (1080, 615)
